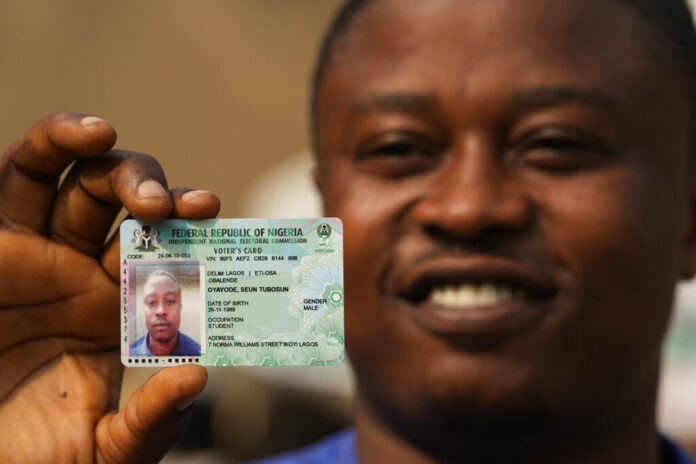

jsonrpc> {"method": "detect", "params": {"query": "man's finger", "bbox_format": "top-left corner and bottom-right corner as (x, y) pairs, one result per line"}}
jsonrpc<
(50, 151), (173, 257)
(95, 364), (207, 464)
(169, 187), (221, 220)
(100, 188), (220, 280)
(0, 111), (117, 232)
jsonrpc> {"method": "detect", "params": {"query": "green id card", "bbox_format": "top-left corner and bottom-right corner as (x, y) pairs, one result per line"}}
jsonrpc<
(120, 218), (344, 367)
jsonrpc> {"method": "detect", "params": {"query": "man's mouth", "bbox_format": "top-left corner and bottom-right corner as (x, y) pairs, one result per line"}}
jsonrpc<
(428, 282), (528, 307)
(395, 255), (557, 336)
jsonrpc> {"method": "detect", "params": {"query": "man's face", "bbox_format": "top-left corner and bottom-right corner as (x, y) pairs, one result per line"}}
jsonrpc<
(316, 0), (696, 437)
(143, 275), (182, 344)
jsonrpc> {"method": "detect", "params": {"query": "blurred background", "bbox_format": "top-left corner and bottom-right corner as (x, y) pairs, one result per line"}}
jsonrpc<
(0, 1), (693, 461)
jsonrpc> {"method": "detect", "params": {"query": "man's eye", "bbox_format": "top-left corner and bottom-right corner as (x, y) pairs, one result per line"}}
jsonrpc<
(167, 299), (177, 305)
(515, 130), (612, 171)
(369, 141), (426, 158)
(528, 137), (589, 152)
(357, 135), (441, 177)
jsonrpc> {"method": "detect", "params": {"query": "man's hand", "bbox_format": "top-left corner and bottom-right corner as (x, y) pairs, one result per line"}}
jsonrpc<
(0, 111), (220, 463)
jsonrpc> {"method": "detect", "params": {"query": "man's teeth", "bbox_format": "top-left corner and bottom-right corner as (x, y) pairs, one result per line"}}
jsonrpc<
(429, 284), (525, 307)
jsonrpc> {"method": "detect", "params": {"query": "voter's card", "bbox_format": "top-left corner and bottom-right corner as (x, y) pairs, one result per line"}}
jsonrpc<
(120, 218), (344, 367)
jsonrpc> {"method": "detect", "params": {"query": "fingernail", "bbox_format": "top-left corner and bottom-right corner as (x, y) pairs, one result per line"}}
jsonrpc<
(181, 190), (212, 203)
(137, 180), (168, 198)
(176, 393), (201, 412)
(80, 116), (106, 127)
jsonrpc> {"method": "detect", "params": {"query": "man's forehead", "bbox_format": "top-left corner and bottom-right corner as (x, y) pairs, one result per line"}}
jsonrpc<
(314, 0), (688, 145)
(335, 0), (653, 70)
(144, 275), (179, 291)
(351, 87), (620, 116)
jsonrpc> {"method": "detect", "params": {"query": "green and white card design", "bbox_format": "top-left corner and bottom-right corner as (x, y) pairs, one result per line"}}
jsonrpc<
(120, 218), (344, 367)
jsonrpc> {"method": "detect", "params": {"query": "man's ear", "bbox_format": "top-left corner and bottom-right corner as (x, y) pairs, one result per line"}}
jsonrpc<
(681, 192), (696, 280)
(312, 163), (323, 195)
(311, 162), (330, 216)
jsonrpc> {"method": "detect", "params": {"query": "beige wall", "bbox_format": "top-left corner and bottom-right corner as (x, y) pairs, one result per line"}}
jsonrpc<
(0, 0), (341, 216)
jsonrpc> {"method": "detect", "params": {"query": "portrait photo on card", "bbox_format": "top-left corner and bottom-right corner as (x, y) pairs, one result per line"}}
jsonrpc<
(129, 261), (205, 357)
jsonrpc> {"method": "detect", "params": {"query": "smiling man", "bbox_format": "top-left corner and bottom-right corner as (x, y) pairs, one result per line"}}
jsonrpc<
(0, 0), (696, 463)
(290, 0), (696, 462)
(130, 270), (201, 357)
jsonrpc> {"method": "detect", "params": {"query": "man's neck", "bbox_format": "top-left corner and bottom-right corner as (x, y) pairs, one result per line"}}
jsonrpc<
(354, 392), (661, 464)
(148, 332), (178, 356)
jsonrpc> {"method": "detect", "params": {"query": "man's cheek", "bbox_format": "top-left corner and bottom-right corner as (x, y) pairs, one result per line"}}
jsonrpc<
(342, 206), (385, 304)
(333, 182), (387, 246)
(339, 182), (420, 271)
(336, 183), (407, 327)
(545, 179), (675, 338)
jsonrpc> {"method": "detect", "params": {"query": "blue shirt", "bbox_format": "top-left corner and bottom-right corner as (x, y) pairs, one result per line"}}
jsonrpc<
(248, 429), (695, 464)
(129, 331), (201, 356)
(667, 438), (696, 464)
(249, 430), (356, 464)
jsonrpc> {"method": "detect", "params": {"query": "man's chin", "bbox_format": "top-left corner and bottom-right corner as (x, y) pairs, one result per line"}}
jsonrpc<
(150, 332), (176, 344)
(424, 386), (547, 435)
(355, 338), (551, 438)
(361, 375), (549, 455)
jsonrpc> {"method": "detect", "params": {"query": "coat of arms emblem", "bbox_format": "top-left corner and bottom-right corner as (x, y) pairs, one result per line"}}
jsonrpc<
(132, 225), (160, 252)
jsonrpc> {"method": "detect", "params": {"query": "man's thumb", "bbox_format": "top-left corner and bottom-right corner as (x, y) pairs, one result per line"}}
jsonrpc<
(95, 364), (207, 464)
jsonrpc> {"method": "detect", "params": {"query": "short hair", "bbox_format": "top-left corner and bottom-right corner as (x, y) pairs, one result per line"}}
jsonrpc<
(143, 269), (180, 293)
(310, 0), (696, 148)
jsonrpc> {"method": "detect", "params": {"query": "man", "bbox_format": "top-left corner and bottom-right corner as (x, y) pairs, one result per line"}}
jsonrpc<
(0, 0), (695, 463)
(130, 269), (201, 357)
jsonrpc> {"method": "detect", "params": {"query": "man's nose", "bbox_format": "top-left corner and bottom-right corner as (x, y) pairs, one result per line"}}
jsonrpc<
(412, 136), (532, 240)
(155, 302), (168, 317)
